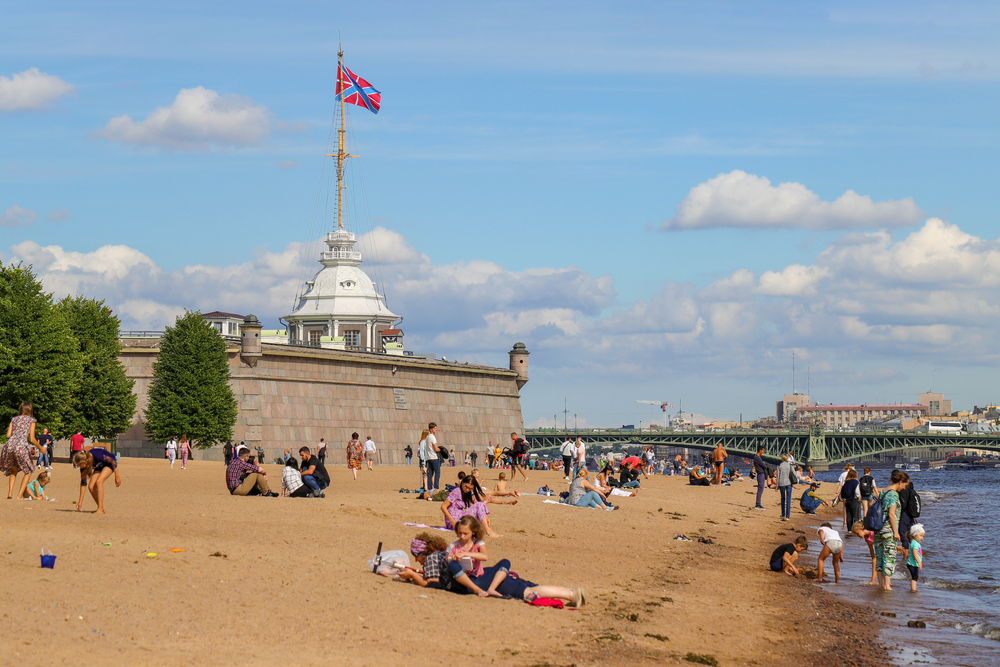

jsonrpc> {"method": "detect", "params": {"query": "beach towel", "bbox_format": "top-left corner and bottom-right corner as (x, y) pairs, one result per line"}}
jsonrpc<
(527, 597), (565, 609)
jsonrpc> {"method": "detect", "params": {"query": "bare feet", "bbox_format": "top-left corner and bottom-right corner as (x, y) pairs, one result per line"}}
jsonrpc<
(488, 531), (503, 539)
(94, 509), (106, 515)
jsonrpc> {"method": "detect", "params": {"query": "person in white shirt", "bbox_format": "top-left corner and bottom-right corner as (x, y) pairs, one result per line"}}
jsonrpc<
(281, 457), (312, 498)
(559, 438), (575, 480)
(573, 437), (586, 478)
(165, 437), (178, 469)
(317, 438), (328, 464)
(424, 424), (441, 490)
(363, 436), (377, 470)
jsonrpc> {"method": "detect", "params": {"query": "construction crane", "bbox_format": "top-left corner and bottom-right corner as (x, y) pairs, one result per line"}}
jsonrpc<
(636, 400), (674, 429)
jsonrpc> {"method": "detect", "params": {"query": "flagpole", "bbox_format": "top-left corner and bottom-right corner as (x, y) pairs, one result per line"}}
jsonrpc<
(337, 50), (346, 231)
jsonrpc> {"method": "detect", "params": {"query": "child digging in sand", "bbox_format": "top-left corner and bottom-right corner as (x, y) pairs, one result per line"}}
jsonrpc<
(769, 536), (808, 577)
(24, 471), (51, 500)
(816, 522), (843, 583)
(850, 521), (879, 585)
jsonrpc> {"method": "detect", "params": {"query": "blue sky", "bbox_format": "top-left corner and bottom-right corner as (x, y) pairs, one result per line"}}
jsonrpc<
(5, 1), (1000, 428)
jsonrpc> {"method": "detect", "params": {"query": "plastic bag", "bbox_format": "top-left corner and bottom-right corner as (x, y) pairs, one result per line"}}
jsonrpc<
(367, 550), (411, 576)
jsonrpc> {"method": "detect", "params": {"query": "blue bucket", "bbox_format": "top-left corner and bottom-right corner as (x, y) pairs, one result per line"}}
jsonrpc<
(40, 548), (56, 569)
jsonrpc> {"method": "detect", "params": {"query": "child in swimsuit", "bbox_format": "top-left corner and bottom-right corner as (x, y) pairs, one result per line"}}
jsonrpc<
(24, 471), (50, 500)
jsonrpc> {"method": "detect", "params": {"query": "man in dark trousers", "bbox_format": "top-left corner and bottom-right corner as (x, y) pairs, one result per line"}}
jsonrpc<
(752, 447), (768, 509)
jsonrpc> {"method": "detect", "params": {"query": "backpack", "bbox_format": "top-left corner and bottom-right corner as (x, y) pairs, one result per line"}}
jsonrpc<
(905, 488), (921, 518)
(859, 475), (874, 497)
(513, 438), (528, 456)
(863, 493), (885, 532)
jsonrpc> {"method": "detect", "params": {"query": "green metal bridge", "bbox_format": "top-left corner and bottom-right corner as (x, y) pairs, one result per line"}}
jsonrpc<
(524, 427), (1000, 468)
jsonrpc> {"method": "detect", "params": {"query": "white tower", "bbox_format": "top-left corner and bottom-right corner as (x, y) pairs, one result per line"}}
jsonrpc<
(285, 228), (398, 350)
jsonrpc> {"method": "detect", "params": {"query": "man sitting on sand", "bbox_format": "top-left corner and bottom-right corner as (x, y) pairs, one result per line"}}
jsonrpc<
(800, 483), (829, 514)
(226, 445), (277, 496)
(770, 536), (809, 576)
(688, 465), (710, 486)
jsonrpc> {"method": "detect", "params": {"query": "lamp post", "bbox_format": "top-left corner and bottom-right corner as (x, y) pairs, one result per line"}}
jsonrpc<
(574, 413), (577, 430)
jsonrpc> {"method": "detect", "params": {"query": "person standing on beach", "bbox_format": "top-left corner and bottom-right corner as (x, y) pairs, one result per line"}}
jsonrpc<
(776, 454), (794, 521)
(752, 447), (768, 509)
(470, 450), (478, 468)
(572, 437), (586, 479)
(874, 469), (907, 591)
(840, 469), (862, 529)
(425, 423), (442, 491)
(37, 428), (53, 470)
(1, 402), (44, 500)
(70, 429), (85, 467)
(859, 467), (878, 517)
(560, 437), (575, 481)
(317, 438), (328, 465)
(712, 443), (727, 485)
(404, 444), (413, 466)
(223, 441), (234, 465)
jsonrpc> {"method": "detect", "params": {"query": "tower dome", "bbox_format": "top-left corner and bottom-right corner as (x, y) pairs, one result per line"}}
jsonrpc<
(285, 229), (399, 350)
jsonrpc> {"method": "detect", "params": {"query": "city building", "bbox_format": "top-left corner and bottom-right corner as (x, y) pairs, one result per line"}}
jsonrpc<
(919, 392), (953, 417)
(795, 403), (927, 429)
(202, 311), (244, 336)
(776, 393), (811, 422)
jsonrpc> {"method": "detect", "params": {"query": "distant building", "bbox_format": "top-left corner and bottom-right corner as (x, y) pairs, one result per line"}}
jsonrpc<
(776, 393), (811, 422)
(202, 311), (244, 336)
(919, 392), (952, 417)
(796, 403), (927, 429)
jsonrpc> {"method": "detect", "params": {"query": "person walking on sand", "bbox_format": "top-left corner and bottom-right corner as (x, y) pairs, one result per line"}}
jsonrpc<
(425, 423), (442, 491)
(2, 402), (44, 500)
(404, 444), (412, 466)
(165, 436), (178, 468)
(509, 432), (529, 482)
(179, 435), (192, 469)
(317, 438), (327, 465)
(874, 469), (908, 591)
(347, 433), (364, 480)
(560, 436), (575, 480)
(70, 429), (85, 468)
(363, 436), (377, 470)
(712, 442), (727, 485)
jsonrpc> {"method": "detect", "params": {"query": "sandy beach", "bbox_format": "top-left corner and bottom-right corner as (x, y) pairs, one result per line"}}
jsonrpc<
(0, 458), (889, 666)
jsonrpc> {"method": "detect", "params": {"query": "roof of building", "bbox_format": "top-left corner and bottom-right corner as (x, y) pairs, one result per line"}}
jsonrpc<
(381, 329), (403, 335)
(798, 404), (927, 411)
(202, 311), (244, 320)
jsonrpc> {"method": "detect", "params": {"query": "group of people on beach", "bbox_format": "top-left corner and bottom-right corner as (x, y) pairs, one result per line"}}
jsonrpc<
(1, 401), (121, 513)
(769, 467), (927, 594)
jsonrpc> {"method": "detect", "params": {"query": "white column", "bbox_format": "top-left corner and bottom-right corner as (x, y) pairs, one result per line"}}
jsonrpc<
(366, 321), (373, 350)
(333, 320), (339, 337)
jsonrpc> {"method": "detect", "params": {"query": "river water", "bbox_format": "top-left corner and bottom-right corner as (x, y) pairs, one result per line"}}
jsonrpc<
(811, 467), (1000, 666)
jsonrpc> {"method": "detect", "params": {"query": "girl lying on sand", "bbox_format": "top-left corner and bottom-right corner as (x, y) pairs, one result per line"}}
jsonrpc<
(397, 518), (586, 607)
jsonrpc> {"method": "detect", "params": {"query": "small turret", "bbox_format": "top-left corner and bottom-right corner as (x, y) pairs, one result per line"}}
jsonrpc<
(241, 314), (262, 366)
(509, 342), (529, 390)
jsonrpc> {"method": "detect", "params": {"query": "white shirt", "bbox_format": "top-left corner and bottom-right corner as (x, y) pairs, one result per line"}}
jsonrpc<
(317, 441), (326, 451)
(426, 433), (438, 455)
(818, 526), (841, 544)
(560, 439), (575, 457)
(166, 439), (177, 451)
(575, 442), (586, 462)
(838, 471), (849, 485)
(364, 438), (376, 452)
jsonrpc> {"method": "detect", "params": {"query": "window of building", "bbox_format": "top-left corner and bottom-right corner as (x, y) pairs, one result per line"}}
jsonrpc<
(344, 330), (360, 347)
(213, 322), (222, 332)
(228, 322), (239, 335)
(308, 330), (322, 344)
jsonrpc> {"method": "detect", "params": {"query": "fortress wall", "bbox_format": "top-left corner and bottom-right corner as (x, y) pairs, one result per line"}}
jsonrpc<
(112, 341), (525, 463)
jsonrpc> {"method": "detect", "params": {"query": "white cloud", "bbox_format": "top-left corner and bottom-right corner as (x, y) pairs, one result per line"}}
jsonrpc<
(662, 170), (924, 231)
(47, 208), (72, 222)
(92, 86), (273, 151)
(0, 68), (74, 112)
(1, 205), (38, 227)
(13, 218), (1000, 392)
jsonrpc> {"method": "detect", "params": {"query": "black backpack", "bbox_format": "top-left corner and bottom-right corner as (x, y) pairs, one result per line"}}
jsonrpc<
(859, 475), (874, 497)
(905, 487), (921, 518)
(513, 438), (528, 456)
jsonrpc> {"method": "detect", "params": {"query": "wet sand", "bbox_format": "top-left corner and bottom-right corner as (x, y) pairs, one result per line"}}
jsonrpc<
(0, 459), (888, 666)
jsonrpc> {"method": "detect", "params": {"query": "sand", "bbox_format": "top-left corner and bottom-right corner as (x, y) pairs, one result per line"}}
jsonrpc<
(0, 459), (889, 666)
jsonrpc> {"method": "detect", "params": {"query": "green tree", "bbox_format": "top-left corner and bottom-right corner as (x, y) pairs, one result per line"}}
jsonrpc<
(0, 264), (82, 435)
(55, 295), (137, 439)
(144, 311), (237, 447)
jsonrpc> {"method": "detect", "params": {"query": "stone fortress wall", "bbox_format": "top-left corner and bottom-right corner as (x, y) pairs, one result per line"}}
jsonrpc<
(105, 333), (529, 464)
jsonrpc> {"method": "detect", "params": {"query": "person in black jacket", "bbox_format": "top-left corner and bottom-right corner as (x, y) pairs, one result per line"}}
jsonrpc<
(752, 447), (768, 509)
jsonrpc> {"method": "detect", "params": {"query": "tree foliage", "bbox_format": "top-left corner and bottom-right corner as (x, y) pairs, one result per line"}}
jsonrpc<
(144, 311), (237, 447)
(0, 264), (82, 436)
(55, 295), (136, 439)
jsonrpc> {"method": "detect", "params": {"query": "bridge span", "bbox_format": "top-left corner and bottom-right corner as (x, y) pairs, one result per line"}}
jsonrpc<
(524, 428), (1000, 468)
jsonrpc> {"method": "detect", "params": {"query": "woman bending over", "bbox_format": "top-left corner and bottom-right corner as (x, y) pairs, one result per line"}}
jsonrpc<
(73, 448), (121, 514)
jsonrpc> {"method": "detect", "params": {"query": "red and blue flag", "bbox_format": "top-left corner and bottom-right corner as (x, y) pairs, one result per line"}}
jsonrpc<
(336, 64), (381, 114)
